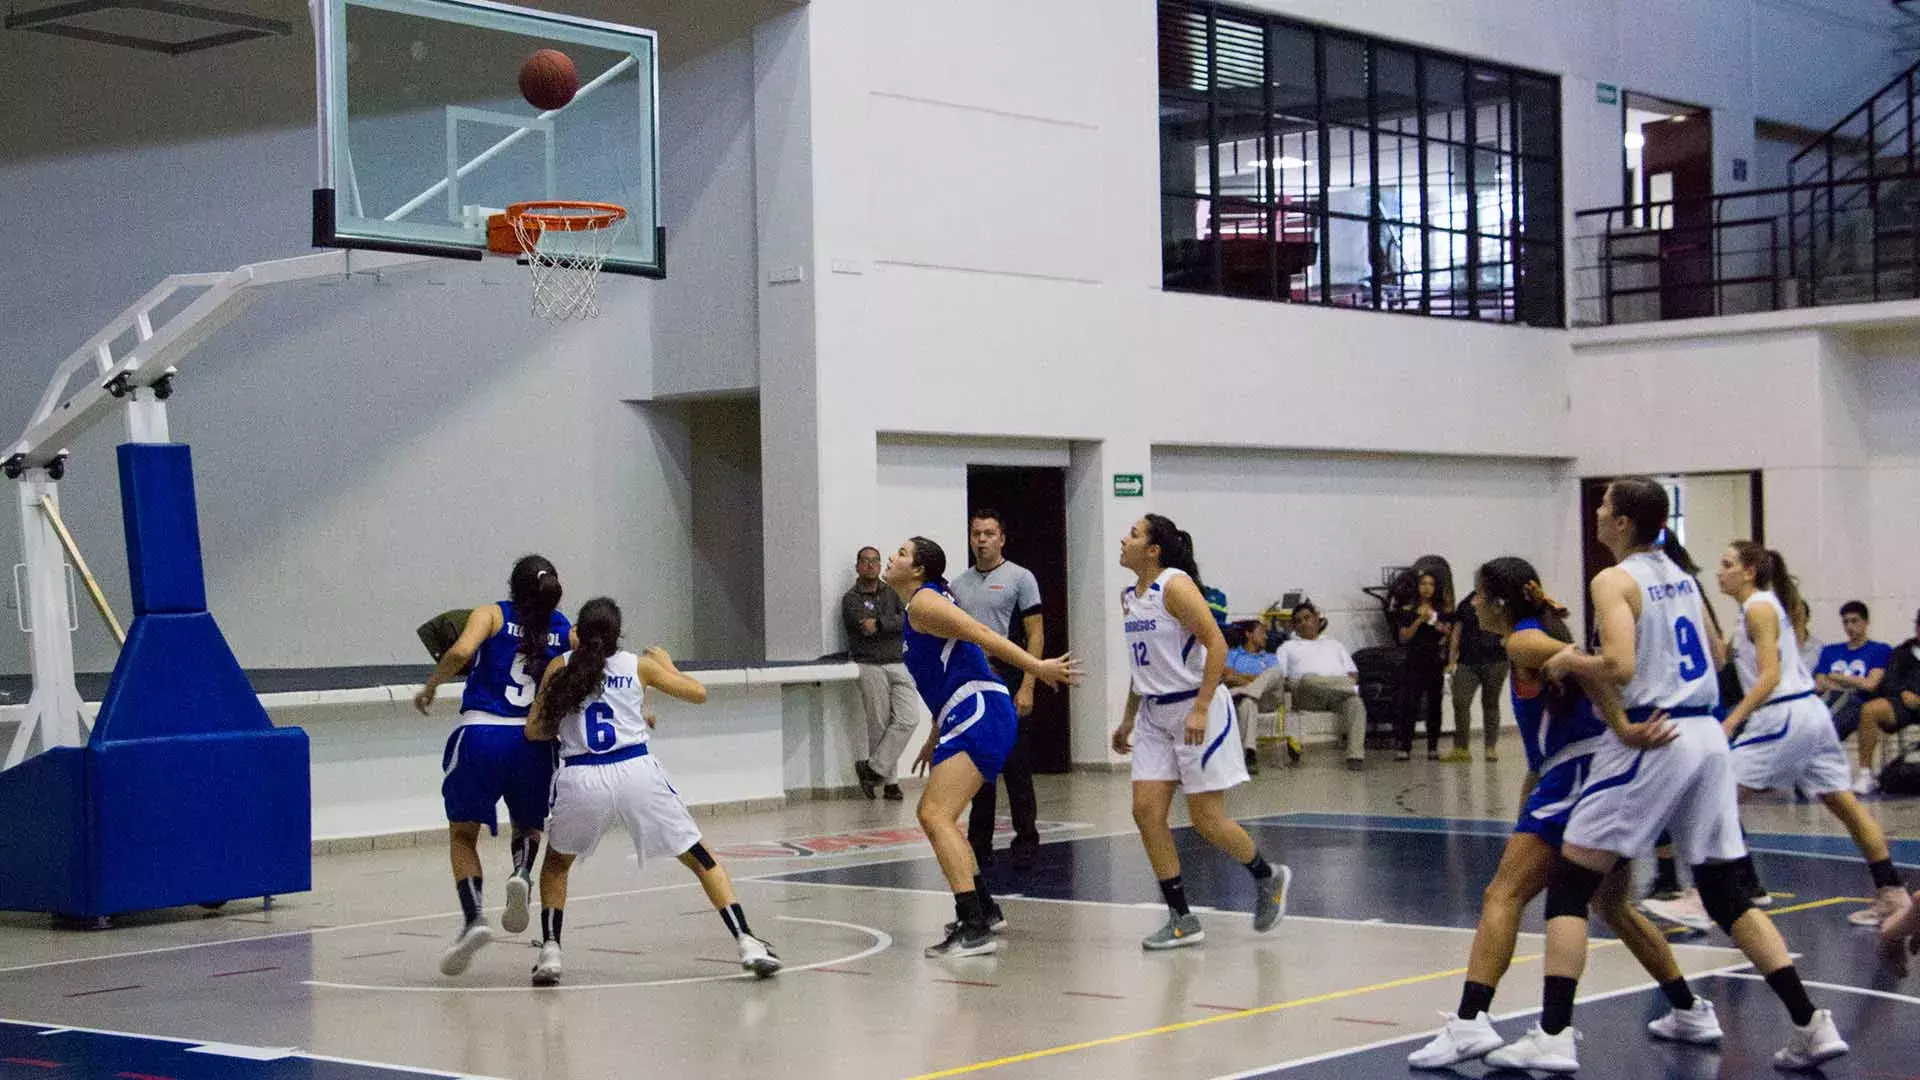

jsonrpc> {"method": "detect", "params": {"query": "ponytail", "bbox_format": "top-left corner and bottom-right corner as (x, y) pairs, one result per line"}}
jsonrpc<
(535, 597), (622, 736)
(1731, 541), (1808, 645)
(508, 554), (563, 676)
(1142, 514), (1201, 582)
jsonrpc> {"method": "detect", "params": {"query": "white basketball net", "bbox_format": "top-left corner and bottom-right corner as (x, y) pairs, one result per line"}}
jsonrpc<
(509, 204), (628, 321)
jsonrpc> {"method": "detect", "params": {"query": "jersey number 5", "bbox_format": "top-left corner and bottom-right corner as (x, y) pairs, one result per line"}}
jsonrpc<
(505, 656), (537, 709)
(1673, 616), (1709, 681)
(585, 702), (619, 752)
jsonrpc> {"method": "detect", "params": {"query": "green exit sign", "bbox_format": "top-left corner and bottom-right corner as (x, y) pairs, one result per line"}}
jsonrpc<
(1596, 82), (1618, 105)
(1113, 473), (1144, 498)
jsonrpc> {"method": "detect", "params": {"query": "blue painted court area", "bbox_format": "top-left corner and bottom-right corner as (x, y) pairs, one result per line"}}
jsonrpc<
(0, 1021), (486, 1080)
(772, 812), (1920, 1079)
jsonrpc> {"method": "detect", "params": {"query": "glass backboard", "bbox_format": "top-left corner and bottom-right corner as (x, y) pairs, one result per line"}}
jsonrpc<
(313, 0), (660, 275)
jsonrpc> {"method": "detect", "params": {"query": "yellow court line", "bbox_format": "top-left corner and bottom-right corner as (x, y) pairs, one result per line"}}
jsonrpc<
(1660, 894), (1863, 935)
(906, 950), (1570, 1080)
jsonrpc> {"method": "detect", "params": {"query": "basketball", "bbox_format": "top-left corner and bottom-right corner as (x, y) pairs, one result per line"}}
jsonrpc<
(519, 48), (578, 110)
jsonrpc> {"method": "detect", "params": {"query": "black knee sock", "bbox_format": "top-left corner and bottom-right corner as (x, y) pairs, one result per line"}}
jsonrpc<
(1458, 980), (1495, 1020)
(954, 890), (984, 929)
(540, 907), (564, 945)
(1765, 966), (1816, 1026)
(1159, 875), (1191, 917)
(510, 832), (539, 878)
(1652, 854), (1680, 892)
(1869, 858), (1903, 890)
(1243, 853), (1273, 881)
(1541, 975), (1579, 1035)
(1736, 853), (1767, 899)
(718, 902), (752, 940)
(456, 877), (483, 928)
(1659, 977), (1696, 1011)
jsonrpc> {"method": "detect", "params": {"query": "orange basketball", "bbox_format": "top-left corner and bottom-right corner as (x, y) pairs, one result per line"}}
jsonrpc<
(519, 48), (578, 111)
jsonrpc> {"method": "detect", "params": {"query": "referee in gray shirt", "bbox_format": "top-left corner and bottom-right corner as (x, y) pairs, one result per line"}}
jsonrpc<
(950, 508), (1044, 870)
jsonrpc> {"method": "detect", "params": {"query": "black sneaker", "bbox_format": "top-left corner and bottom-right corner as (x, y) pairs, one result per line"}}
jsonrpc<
(882, 783), (904, 801)
(944, 901), (1007, 936)
(925, 921), (999, 958)
(1646, 879), (1683, 902)
(853, 760), (879, 799)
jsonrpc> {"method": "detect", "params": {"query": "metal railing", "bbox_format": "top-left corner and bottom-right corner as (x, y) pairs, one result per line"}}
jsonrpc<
(1572, 172), (1920, 326)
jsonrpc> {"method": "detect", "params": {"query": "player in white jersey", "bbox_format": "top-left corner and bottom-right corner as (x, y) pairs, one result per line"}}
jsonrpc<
(523, 597), (780, 986)
(1112, 515), (1291, 951)
(1486, 477), (1845, 1073)
(1714, 542), (1911, 929)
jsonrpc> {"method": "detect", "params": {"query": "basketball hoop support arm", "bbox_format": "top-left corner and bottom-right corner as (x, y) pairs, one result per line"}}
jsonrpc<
(4, 248), (432, 769)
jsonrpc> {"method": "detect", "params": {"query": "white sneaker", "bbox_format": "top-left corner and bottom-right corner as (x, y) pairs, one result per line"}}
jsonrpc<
(1407, 1012), (1504, 1068)
(530, 940), (562, 987)
(438, 921), (492, 976)
(737, 933), (783, 978)
(1772, 1008), (1848, 1069)
(1483, 1024), (1580, 1072)
(1848, 885), (1913, 928)
(1853, 768), (1879, 796)
(501, 873), (532, 935)
(1641, 889), (1715, 932)
(1648, 998), (1722, 1044)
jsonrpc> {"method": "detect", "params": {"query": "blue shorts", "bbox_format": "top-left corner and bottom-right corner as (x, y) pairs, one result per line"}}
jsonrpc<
(441, 723), (556, 834)
(1514, 757), (1592, 849)
(930, 688), (1018, 784)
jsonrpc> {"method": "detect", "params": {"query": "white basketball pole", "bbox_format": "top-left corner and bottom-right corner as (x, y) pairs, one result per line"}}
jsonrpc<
(8, 473), (86, 769)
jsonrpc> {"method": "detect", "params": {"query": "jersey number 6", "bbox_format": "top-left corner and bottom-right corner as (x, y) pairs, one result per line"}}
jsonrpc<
(585, 701), (619, 752)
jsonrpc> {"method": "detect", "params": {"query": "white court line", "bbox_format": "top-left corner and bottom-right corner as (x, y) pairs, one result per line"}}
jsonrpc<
(9, 1018), (508, 1079)
(1715, 970), (1920, 1006)
(768, 878), (1748, 949)
(1202, 959), (1760, 1080)
(302, 915), (891, 993)
(0, 881), (700, 974)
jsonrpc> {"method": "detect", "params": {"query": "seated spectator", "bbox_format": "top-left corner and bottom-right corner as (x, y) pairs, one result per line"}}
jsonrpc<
(1856, 608), (1920, 795)
(1224, 620), (1295, 773)
(1814, 600), (1893, 793)
(1276, 601), (1368, 771)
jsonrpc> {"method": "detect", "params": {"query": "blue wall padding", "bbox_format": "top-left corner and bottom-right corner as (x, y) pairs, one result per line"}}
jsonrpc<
(117, 444), (207, 615)
(90, 613), (274, 740)
(0, 749), (87, 912)
(89, 729), (311, 913)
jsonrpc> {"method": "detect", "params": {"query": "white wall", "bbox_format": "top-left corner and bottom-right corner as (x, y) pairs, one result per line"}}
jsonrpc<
(1150, 448), (1577, 649)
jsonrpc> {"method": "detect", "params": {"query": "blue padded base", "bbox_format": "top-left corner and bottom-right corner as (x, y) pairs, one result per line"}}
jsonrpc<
(0, 747), (87, 913)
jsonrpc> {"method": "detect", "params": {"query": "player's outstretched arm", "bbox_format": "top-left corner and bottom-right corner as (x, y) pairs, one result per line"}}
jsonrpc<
(906, 589), (1081, 689)
(639, 646), (708, 705)
(416, 605), (501, 713)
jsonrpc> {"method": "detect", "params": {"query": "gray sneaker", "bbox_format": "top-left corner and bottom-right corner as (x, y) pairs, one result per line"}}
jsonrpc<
(1253, 864), (1292, 933)
(1142, 912), (1205, 950)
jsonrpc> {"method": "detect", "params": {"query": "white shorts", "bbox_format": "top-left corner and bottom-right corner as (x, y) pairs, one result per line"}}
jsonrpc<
(1130, 686), (1248, 794)
(545, 751), (702, 867)
(1731, 694), (1852, 796)
(1563, 716), (1746, 864)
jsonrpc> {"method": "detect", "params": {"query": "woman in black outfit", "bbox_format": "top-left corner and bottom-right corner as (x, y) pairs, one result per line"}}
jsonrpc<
(1392, 570), (1453, 761)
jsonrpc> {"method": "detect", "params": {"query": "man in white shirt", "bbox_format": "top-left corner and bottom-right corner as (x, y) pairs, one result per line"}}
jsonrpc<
(1276, 601), (1368, 770)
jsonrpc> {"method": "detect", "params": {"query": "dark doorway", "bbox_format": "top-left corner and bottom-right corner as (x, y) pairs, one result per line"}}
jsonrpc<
(1578, 471), (1762, 644)
(1623, 94), (1714, 319)
(966, 465), (1071, 773)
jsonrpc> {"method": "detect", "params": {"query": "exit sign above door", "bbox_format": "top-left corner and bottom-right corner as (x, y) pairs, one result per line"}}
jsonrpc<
(1113, 473), (1144, 498)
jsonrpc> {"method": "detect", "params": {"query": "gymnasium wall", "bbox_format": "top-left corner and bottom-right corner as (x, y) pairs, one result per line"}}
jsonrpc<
(0, 4), (776, 676)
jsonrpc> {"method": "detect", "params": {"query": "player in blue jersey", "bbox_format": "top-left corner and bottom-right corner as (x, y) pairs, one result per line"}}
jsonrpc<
(413, 554), (570, 977)
(1410, 557), (1713, 1068)
(884, 536), (1081, 959)
(1489, 478), (1844, 1072)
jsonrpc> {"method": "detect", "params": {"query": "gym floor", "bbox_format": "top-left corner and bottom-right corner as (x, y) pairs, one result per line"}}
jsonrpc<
(1, 740), (1916, 1080)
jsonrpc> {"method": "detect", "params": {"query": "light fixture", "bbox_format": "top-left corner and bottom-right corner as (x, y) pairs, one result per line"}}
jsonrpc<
(1623, 130), (1646, 150)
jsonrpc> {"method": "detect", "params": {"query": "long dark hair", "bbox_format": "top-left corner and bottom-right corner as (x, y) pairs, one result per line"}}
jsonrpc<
(1605, 476), (1695, 571)
(1476, 556), (1573, 644)
(509, 554), (563, 672)
(1731, 541), (1808, 644)
(1142, 513), (1203, 586)
(908, 537), (949, 588)
(536, 597), (622, 734)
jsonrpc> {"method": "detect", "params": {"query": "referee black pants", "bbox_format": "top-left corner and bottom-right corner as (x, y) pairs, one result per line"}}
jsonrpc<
(968, 669), (1038, 863)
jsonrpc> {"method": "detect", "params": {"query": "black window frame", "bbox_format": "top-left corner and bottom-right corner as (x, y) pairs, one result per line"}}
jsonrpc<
(1158, 1), (1565, 328)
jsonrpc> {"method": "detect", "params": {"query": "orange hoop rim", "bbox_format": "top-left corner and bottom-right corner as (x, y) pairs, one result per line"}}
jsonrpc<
(506, 200), (627, 232)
